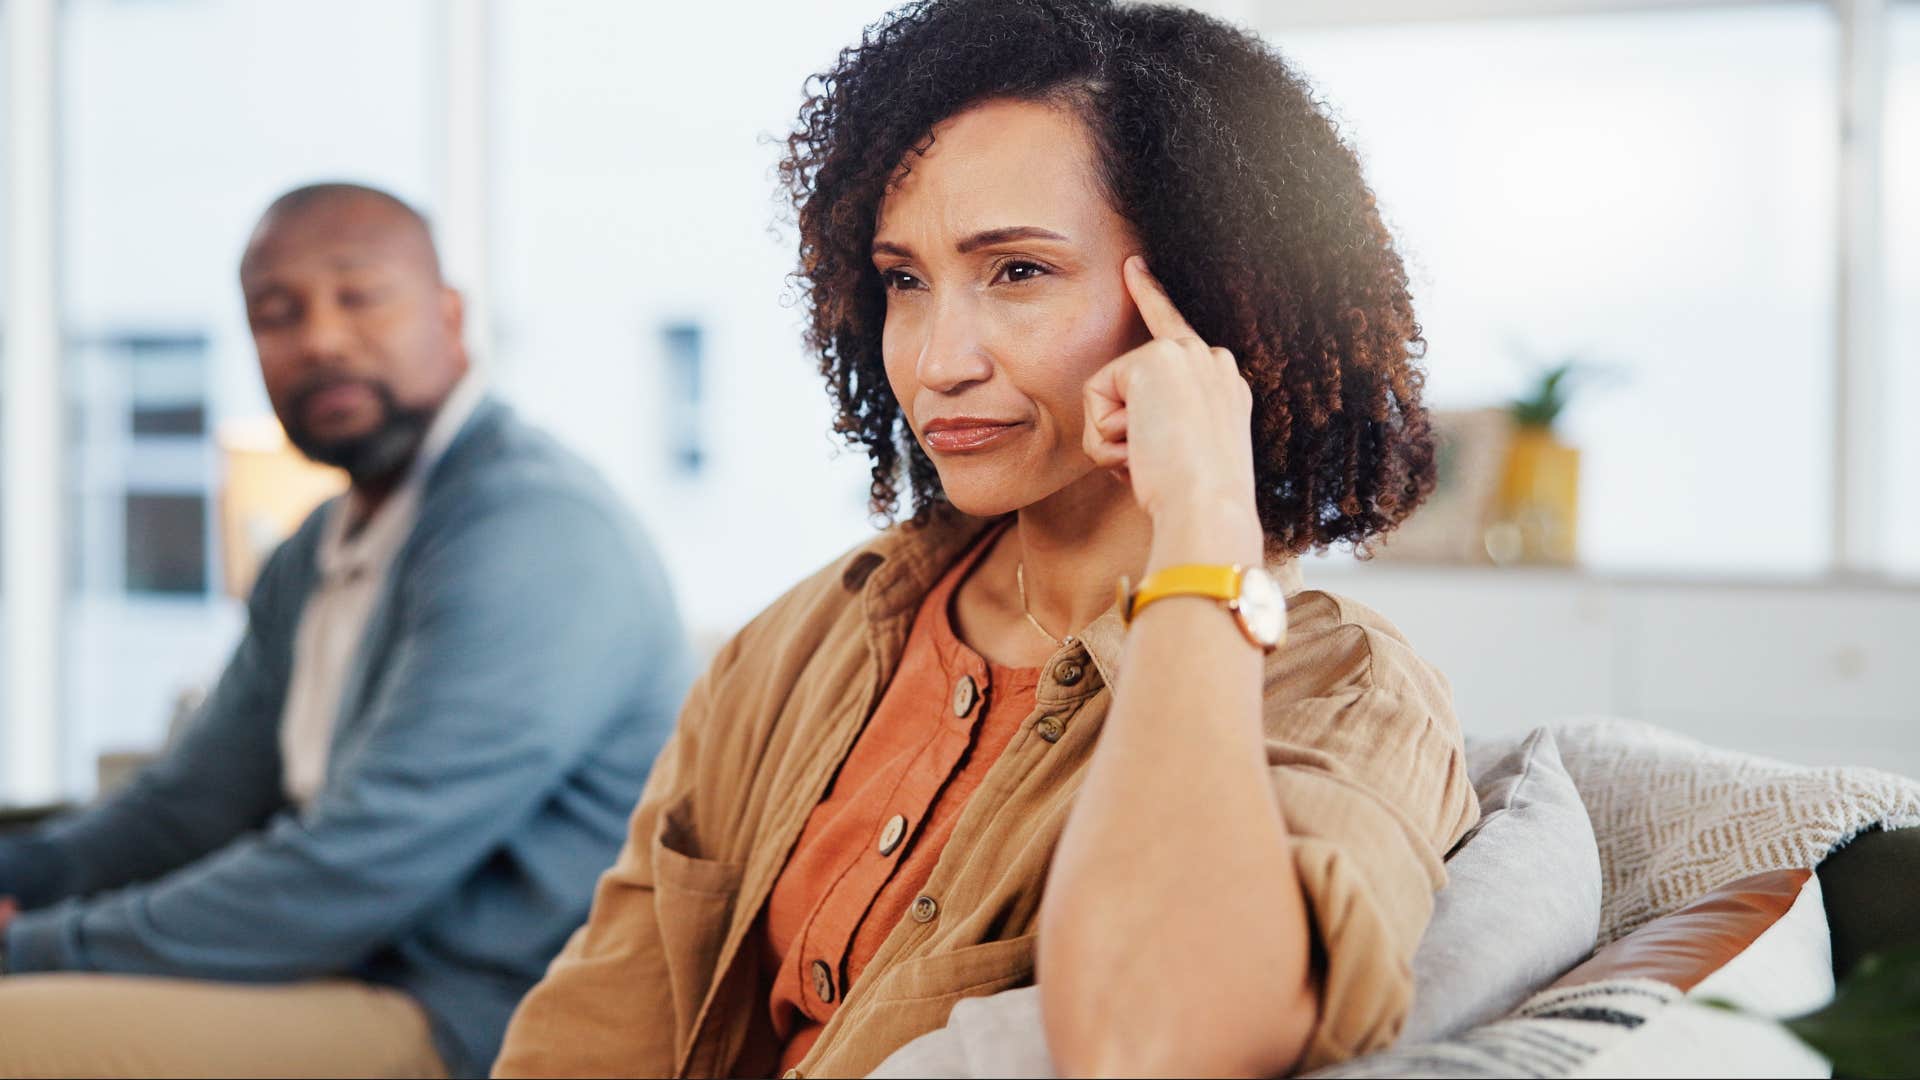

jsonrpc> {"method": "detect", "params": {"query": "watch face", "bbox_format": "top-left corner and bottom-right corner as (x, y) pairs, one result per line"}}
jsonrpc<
(1236, 567), (1288, 648)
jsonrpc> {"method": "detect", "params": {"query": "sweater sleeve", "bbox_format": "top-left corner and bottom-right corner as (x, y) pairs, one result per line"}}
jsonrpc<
(0, 529), (308, 910)
(5, 488), (673, 981)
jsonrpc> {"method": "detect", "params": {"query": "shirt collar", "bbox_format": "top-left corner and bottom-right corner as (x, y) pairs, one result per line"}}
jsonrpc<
(316, 371), (488, 579)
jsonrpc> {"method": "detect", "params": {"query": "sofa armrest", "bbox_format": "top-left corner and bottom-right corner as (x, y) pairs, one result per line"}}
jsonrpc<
(1819, 826), (1920, 981)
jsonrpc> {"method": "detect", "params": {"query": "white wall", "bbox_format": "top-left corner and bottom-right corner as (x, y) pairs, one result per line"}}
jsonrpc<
(1308, 559), (1920, 779)
(489, 0), (899, 635)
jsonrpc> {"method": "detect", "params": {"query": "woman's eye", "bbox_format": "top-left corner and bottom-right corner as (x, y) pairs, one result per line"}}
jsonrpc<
(999, 260), (1048, 284)
(881, 269), (924, 292)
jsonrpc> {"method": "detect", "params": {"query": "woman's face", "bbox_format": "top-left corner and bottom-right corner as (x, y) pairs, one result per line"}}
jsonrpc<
(873, 97), (1147, 518)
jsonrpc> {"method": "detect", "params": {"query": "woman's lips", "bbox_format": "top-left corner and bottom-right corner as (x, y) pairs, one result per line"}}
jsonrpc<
(921, 419), (1025, 453)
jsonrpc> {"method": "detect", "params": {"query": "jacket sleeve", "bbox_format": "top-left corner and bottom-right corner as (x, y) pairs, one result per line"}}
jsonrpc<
(1257, 623), (1479, 1073)
(0, 535), (305, 909)
(5, 487), (679, 980)
(490, 643), (729, 1079)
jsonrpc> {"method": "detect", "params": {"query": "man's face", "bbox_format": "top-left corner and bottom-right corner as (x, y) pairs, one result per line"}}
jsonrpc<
(240, 197), (467, 482)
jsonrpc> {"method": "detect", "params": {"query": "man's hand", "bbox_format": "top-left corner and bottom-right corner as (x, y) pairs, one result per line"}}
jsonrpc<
(0, 895), (16, 972)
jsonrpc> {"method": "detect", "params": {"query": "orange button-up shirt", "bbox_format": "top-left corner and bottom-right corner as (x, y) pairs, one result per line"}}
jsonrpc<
(763, 529), (1037, 1072)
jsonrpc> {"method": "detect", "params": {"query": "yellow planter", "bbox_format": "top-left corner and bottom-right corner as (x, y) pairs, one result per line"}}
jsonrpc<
(1491, 427), (1580, 565)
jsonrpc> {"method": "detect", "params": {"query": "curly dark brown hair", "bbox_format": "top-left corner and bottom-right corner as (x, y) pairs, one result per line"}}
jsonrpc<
(781, 0), (1435, 555)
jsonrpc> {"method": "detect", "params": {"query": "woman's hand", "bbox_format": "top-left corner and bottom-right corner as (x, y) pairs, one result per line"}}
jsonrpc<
(1082, 256), (1263, 566)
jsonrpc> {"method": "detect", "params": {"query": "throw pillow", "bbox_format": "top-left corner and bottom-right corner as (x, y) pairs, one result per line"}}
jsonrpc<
(1398, 727), (1603, 1043)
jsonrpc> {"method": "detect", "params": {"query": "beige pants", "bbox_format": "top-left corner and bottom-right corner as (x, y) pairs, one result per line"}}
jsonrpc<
(0, 973), (448, 1079)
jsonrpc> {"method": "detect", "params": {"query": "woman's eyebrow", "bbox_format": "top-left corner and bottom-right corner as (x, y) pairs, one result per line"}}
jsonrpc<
(955, 226), (1069, 253)
(871, 226), (1072, 261)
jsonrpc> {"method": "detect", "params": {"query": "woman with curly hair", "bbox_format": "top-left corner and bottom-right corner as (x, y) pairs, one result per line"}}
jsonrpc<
(495, 1), (1476, 1076)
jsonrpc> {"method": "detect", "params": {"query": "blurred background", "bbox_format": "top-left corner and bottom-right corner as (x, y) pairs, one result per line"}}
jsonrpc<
(0, 0), (1913, 805)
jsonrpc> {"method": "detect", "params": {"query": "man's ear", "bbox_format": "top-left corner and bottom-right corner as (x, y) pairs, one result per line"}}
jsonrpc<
(440, 285), (467, 341)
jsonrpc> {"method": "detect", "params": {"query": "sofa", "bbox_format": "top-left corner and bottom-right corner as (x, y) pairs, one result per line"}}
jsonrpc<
(869, 718), (1920, 1079)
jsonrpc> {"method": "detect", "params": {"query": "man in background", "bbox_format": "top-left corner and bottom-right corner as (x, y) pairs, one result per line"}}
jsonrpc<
(0, 183), (694, 1078)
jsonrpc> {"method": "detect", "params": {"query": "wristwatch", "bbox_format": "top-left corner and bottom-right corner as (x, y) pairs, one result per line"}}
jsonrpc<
(1118, 563), (1288, 652)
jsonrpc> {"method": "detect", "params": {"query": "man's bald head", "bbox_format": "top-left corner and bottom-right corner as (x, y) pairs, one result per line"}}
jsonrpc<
(240, 182), (442, 284)
(240, 182), (467, 489)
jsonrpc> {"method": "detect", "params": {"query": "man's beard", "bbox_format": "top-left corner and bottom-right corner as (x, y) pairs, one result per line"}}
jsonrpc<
(283, 377), (435, 485)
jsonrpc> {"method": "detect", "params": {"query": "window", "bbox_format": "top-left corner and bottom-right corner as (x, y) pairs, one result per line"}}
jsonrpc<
(661, 321), (707, 477)
(126, 335), (209, 436)
(1280, 5), (1838, 574)
(123, 493), (206, 594)
(69, 331), (212, 600)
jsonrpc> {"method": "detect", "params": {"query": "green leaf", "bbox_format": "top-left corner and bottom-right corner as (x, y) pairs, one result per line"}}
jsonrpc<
(1509, 359), (1586, 431)
(1782, 944), (1920, 1079)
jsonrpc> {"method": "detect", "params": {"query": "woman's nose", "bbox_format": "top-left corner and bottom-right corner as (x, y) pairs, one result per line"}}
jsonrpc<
(914, 295), (995, 392)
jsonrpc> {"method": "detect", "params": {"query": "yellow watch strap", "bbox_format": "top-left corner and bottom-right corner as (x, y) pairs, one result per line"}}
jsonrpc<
(1119, 564), (1243, 626)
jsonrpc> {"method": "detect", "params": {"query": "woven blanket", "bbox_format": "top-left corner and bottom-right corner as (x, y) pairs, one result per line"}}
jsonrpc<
(1549, 717), (1920, 945)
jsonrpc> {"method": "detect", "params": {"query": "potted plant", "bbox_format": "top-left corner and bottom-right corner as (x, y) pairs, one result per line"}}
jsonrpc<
(1490, 360), (1586, 565)
(1709, 942), (1920, 1078)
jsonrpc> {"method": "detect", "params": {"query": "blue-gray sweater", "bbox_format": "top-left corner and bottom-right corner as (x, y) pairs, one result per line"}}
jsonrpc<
(0, 399), (694, 1077)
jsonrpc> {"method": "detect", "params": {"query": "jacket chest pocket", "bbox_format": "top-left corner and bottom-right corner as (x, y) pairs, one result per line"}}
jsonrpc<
(868, 933), (1038, 1004)
(650, 795), (747, 1052)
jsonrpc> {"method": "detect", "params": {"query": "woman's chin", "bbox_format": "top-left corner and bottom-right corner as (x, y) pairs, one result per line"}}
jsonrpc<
(939, 486), (1031, 520)
(933, 465), (1048, 519)
(933, 460), (1094, 520)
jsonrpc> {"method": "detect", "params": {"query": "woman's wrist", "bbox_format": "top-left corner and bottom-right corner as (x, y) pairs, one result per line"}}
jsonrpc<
(1146, 491), (1264, 571)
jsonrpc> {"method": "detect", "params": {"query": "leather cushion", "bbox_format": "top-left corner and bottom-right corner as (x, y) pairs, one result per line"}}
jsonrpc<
(1554, 868), (1810, 991)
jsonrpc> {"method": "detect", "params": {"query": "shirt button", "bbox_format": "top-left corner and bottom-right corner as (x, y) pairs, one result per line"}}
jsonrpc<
(911, 894), (939, 923)
(1054, 660), (1084, 686)
(951, 675), (978, 717)
(878, 813), (907, 857)
(810, 959), (836, 1003)
(1035, 716), (1064, 743)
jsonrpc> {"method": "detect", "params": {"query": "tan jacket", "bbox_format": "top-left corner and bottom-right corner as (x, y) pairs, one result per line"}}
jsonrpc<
(494, 515), (1478, 1078)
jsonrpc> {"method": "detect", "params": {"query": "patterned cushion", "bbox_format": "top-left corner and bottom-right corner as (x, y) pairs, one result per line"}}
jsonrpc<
(1549, 718), (1920, 944)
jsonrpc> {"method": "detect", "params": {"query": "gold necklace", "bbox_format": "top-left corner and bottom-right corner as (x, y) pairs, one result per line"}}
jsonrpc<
(1015, 561), (1074, 648)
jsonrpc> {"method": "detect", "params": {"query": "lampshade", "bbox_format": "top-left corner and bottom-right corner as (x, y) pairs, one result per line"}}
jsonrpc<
(217, 416), (347, 599)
